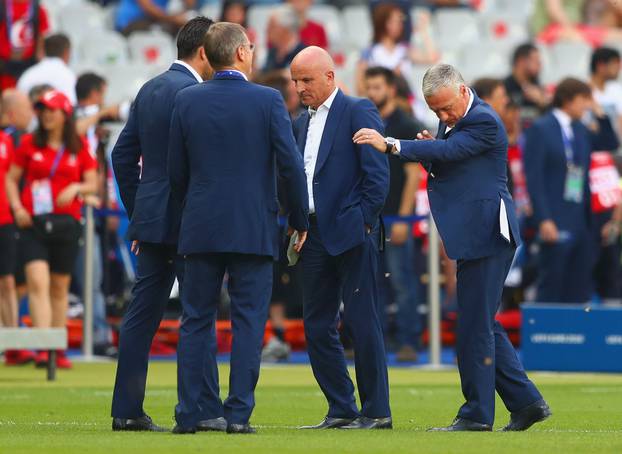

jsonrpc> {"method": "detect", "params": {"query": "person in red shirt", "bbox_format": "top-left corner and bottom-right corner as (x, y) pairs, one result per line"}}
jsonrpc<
(0, 130), (35, 365)
(5, 90), (97, 369)
(0, 0), (50, 90)
(288, 0), (328, 49)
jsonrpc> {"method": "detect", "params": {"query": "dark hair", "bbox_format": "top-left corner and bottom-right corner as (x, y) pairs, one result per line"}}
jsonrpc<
(372, 3), (404, 44)
(365, 66), (397, 86)
(205, 22), (248, 69)
(33, 111), (81, 155)
(176, 16), (214, 60)
(512, 42), (538, 66)
(590, 47), (621, 74)
(44, 33), (70, 58)
(472, 78), (504, 100)
(76, 72), (106, 102)
(220, 0), (248, 27)
(28, 84), (53, 104)
(552, 77), (592, 108)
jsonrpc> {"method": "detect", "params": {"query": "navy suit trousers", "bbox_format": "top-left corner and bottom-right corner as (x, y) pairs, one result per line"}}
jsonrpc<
(111, 242), (218, 419)
(301, 223), (391, 419)
(175, 253), (273, 427)
(456, 244), (542, 425)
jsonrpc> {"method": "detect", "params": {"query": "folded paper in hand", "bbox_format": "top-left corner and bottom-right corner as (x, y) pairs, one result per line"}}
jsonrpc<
(287, 231), (300, 266)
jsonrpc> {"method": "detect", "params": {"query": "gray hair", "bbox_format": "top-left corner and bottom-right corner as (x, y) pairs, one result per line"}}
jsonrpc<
(273, 5), (301, 33)
(204, 22), (248, 69)
(422, 64), (465, 97)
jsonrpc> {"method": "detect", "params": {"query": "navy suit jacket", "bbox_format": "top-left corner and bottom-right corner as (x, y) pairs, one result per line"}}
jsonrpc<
(293, 90), (389, 256)
(524, 111), (592, 234)
(168, 73), (309, 259)
(399, 92), (521, 260)
(112, 63), (198, 244)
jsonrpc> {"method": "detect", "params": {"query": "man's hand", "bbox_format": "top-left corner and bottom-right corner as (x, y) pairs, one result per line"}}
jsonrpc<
(539, 219), (559, 243)
(353, 128), (386, 153)
(131, 240), (140, 256)
(390, 222), (409, 245)
(601, 220), (620, 245)
(294, 230), (307, 253)
(416, 130), (435, 141)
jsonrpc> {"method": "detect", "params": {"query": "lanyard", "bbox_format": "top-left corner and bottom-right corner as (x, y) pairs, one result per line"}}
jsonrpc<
(49, 146), (65, 179)
(213, 70), (247, 81)
(560, 126), (575, 164)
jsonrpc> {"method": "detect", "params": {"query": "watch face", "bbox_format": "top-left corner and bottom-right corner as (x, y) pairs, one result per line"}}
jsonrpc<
(386, 137), (396, 146)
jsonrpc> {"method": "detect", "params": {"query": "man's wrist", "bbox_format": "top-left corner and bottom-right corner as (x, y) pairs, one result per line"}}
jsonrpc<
(384, 137), (400, 155)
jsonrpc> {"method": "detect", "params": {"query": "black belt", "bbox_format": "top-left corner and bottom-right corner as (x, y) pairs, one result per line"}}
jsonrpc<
(309, 213), (318, 226)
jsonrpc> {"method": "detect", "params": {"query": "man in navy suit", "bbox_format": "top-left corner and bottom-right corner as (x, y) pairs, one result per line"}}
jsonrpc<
(355, 64), (550, 432)
(290, 47), (392, 430)
(110, 17), (221, 432)
(168, 22), (308, 435)
(524, 78), (593, 303)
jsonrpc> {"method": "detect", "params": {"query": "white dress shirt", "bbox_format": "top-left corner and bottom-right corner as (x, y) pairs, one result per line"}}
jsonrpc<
(17, 57), (77, 105)
(445, 88), (475, 134)
(173, 59), (203, 83)
(304, 87), (339, 214)
(552, 108), (574, 141)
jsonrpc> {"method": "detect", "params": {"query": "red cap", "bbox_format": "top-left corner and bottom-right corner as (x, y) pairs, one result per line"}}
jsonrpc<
(35, 90), (73, 116)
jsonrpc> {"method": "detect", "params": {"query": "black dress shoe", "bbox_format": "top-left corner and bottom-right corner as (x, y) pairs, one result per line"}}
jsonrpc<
(501, 399), (552, 431)
(227, 423), (256, 434)
(339, 416), (393, 430)
(196, 417), (227, 432)
(427, 418), (492, 432)
(112, 414), (168, 432)
(172, 425), (196, 434)
(298, 417), (357, 429)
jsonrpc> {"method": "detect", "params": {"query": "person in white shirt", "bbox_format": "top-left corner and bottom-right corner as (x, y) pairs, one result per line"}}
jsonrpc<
(590, 47), (622, 143)
(18, 34), (77, 105)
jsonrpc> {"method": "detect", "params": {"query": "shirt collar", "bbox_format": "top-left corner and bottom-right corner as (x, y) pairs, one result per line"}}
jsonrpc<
(308, 87), (340, 117)
(552, 108), (573, 132)
(445, 88), (474, 133)
(174, 60), (203, 83)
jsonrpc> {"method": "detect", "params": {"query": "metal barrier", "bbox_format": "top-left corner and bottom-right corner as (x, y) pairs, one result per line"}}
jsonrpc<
(81, 206), (443, 367)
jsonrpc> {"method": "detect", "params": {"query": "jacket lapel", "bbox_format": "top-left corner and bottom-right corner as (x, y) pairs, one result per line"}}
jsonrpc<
(314, 90), (346, 177)
(296, 112), (310, 156)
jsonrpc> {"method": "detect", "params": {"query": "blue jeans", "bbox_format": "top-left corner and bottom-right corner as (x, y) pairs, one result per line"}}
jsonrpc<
(384, 236), (422, 349)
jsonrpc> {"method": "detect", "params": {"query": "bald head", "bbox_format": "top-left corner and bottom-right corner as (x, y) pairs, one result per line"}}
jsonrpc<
(1, 89), (33, 132)
(290, 46), (336, 109)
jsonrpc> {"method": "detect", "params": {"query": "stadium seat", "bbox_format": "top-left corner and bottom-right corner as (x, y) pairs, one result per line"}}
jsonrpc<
(307, 4), (343, 51)
(105, 65), (152, 105)
(79, 31), (129, 67)
(492, 0), (536, 18)
(433, 9), (480, 52)
(549, 41), (591, 81)
(57, 2), (107, 41)
(480, 13), (529, 48)
(459, 42), (511, 82)
(342, 5), (372, 51)
(128, 31), (176, 66)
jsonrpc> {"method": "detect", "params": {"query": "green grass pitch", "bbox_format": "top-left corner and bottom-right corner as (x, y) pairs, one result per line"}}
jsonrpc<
(1, 362), (621, 453)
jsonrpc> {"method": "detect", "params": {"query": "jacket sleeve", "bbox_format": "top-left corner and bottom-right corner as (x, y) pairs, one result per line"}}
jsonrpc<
(523, 123), (552, 223)
(399, 113), (498, 163)
(167, 94), (189, 209)
(271, 91), (309, 231)
(111, 98), (141, 218)
(352, 98), (389, 226)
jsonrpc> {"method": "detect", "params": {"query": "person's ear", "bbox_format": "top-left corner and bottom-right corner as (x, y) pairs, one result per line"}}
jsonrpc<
(198, 47), (207, 62)
(326, 70), (335, 83)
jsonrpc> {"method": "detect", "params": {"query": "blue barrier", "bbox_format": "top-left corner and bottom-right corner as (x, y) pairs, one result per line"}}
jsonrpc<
(522, 304), (622, 373)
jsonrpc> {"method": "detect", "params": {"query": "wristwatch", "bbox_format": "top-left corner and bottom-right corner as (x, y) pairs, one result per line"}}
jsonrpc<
(385, 137), (398, 155)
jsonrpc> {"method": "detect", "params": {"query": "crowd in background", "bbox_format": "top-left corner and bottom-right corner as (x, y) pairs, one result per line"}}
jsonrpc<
(2, 0), (622, 366)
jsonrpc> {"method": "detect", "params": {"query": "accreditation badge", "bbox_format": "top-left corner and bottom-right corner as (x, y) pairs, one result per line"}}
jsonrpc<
(31, 179), (54, 215)
(563, 164), (585, 204)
